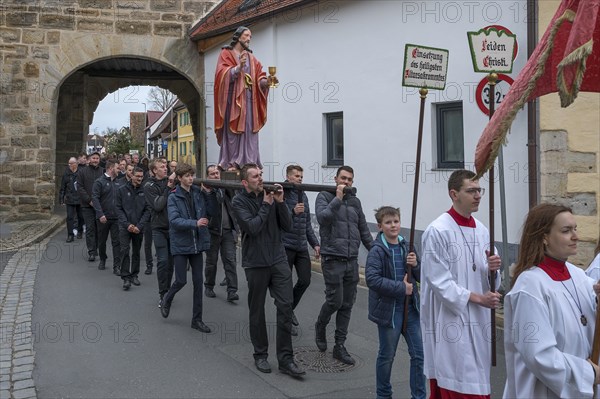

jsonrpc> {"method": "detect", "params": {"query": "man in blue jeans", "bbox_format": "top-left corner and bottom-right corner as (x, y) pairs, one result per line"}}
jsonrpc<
(366, 206), (425, 399)
(144, 158), (176, 307)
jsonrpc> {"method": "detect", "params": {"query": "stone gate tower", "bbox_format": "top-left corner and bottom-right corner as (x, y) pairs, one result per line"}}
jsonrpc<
(0, 0), (218, 222)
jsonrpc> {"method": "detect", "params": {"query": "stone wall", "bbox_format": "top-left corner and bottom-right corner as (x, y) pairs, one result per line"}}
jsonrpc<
(0, 0), (218, 222)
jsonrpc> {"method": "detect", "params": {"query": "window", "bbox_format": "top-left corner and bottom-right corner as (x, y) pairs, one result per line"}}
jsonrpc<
(325, 112), (343, 166)
(435, 102), (464, 169)
(180, 142), (187, 156)
(179, 111), (189, 126)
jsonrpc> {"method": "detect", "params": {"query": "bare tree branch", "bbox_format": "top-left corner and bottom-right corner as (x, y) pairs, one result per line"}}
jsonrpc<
(147, 87), (176, 111)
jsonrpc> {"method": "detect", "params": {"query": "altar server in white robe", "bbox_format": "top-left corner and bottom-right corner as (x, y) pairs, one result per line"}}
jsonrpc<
(420, 169), (502, 399)
(504, 203), (600, 399)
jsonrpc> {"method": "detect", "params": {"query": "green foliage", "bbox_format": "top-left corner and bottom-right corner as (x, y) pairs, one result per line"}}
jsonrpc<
(103, 127), (143, 155)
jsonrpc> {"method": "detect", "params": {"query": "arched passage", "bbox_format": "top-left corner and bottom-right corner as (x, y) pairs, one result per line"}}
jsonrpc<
(54, 56), (206, 206)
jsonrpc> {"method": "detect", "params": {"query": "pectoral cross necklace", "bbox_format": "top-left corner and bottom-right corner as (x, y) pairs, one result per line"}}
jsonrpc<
(559, 278), (588, 326)
(457, 225), (477, 272)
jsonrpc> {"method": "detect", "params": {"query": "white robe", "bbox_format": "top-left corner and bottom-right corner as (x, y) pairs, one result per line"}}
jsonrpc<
(585, 253), (600, 282)
(503, 264), (596, 399)
(420, 213), (499, 395)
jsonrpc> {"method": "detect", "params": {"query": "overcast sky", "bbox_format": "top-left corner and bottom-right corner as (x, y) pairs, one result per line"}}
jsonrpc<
(89, 85), (154, 134)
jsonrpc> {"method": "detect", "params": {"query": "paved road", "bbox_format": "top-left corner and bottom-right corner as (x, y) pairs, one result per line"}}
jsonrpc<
(31, 231), (508, 398)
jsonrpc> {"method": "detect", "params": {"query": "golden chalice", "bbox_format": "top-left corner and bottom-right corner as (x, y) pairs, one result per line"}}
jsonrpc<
(268, 66), (279, 88)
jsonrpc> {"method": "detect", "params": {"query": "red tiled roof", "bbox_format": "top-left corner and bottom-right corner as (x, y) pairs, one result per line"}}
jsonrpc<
(146, 111), (163, 129)
(189, 0), (313, 40)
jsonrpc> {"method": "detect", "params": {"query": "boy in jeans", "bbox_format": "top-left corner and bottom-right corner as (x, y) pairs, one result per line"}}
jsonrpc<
(365, 206), (425, 399)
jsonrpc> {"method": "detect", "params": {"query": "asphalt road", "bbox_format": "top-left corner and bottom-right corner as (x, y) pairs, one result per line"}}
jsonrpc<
(31, 231), (508, 398)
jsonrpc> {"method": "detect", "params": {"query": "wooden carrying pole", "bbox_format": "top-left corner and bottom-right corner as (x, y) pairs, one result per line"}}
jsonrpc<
(403, 87), (428, 334)
(193, 178), (357, 196)
(487, 73), (497, 367)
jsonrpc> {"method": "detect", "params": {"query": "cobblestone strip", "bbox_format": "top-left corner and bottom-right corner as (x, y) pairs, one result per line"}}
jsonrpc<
(1, 237), (52, 399)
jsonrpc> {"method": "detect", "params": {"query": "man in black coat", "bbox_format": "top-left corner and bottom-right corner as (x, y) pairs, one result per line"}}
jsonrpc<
(77, 152), (104, 261)
(59, 157), (83, 242)
(203, 165), (239, 302)
(144, 158), (176, 306)
(92, 159), (122, 273)
(231, 163), (305, 378)
(116, 167), (150, 291)
(281, 165), (320, 336)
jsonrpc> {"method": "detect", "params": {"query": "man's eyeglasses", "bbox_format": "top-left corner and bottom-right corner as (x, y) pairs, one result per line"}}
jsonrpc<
(463, 187), (485, 196)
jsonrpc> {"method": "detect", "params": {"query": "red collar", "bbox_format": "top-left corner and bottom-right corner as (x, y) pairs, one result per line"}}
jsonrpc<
(447, 207), (476, 228)
(538, 255), (570, 281)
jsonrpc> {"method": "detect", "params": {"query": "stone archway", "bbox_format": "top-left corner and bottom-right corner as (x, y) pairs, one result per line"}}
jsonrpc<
(55, 56), (205, 196)
(1, 18), (212, 221)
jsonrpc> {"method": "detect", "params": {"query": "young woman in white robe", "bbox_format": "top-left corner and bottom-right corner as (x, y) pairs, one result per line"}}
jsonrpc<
(503, 204), (600, 399)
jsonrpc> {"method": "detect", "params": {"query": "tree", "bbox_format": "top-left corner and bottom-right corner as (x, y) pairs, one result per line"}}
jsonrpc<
(147, 87), (176, 111)
(103, 127), (143, 156)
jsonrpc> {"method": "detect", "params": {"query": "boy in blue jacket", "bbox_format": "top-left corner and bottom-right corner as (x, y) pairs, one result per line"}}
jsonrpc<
(366, 206), (425, 399)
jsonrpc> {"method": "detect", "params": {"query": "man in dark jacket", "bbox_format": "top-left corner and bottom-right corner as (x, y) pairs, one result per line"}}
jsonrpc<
(160, 163), (216, 334)
(60, 157), (83, 242)
(203, 165), (239, 302)
(116, 167), (150, 290)
(144, 158), (176, 307)
(282, 165), (320, 336)
(77, 152), (104, 261)
(231, 163), (305, 378)
(92, 159), (122, 273)
(314, 165), (373, 365)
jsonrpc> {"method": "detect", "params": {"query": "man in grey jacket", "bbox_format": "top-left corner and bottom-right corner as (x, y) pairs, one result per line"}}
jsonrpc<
(314, 165), (373, 365)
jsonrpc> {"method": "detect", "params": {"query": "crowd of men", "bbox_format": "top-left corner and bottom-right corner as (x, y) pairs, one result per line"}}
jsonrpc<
(59, 152), (177, 289)
(65, 156), (597, 399)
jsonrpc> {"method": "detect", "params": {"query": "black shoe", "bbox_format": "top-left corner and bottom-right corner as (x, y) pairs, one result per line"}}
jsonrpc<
(98, 260), (106, 270)
(144, 266), (152, 275)
(279, 362), (306, 378)
(191, 320), (211, 333)
(205, 287), (216, 298)
(66, 236), (74, 243)
(160, 301), (170, 318)
(219, 277), (228, 287)
(254, 358), (271, 373)
(227, 291), (239, 302)
(291, 312), (299, 326)
(88, 254), (96, 262)
(291, 325), (298, 337)
(315, 322), (327, 352)
(132, 277), (140, 286)
(122, 280), (131, 291)
(113, 267), (120, 276)
(333, 344), (355, 365)
(158, 294), (164, 308)
(76, 233), (82, 239)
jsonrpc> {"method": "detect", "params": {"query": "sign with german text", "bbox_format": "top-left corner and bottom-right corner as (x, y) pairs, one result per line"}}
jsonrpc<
(402, 44), (449, 90)
(467, 27), (517, 73)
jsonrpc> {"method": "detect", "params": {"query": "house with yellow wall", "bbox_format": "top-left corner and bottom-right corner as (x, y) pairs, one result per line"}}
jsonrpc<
(175, 102), (195, 166)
